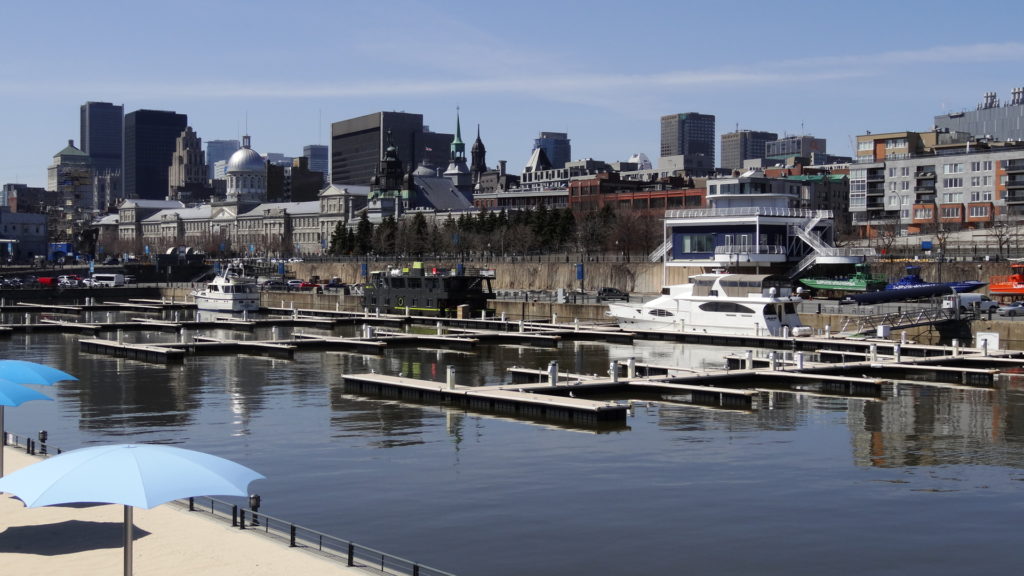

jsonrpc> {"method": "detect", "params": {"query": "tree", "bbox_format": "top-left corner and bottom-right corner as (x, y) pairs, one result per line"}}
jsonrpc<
(356, 212), (373, 255)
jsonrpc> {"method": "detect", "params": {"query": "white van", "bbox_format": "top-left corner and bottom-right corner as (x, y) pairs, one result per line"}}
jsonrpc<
(92, 273), (125, 287)
(942, 293), (998, 312)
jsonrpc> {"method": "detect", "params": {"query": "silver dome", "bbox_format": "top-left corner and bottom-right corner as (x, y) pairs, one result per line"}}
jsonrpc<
(227, 136), (265, 173)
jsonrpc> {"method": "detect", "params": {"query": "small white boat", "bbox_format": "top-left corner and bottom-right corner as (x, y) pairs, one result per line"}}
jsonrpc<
(191, 266), (260, 313)
(606, 270), (811, 337)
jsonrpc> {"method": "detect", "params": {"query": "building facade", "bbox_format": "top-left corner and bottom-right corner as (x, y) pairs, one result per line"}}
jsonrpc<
(533, 132), (571, 169)
(303, 144), (329, 187)
(80, 101), (123, 176)
(330, 111), (452, 186)
(124, 109), (188, 199)
(167, 127), (210, 202)
(934, 88), (1024, 142)
(660, 112), (715, 160)
(766, 135), (826, 161)
(850, 130), (1024, 237)
(720, 130), (778, 172)
(206, 139), (239, 180)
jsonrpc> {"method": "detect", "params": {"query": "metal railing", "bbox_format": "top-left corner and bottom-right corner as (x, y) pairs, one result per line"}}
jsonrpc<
(1, 433), (457, 576)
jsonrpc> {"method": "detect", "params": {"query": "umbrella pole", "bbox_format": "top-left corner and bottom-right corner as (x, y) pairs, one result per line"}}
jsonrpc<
(0, 406), (5, 478)
(124, 505), (133, 576)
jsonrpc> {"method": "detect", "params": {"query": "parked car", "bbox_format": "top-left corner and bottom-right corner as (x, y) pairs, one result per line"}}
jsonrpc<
(997, 301), (1024, 317)
(57, 274), (82, 287)
(596, 287), (630, 302)
(260, 279), (288, 291)
(286, 279), (305, 289)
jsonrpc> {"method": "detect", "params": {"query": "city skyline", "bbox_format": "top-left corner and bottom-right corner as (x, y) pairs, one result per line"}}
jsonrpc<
(4, 0), (1024, 189)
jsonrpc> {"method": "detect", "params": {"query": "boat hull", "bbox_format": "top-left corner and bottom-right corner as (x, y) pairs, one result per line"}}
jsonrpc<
(192, 293), (260, 312)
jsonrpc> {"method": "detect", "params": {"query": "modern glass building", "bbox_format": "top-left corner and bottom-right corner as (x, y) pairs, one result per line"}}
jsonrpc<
(80, 101), (123, 175)
(303, 144), (329, 187)
(124, 109), (188, 199)
(533, 132), (571, 169)
(330, 111), (452, 186)
(206, 139), (240, 180)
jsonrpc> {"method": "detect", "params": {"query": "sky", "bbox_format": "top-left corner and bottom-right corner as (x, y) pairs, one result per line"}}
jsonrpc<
(4, 0), (1024, 189)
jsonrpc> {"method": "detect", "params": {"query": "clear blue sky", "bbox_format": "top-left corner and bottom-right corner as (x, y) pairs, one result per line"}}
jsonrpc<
(4, 0), (1024, 188)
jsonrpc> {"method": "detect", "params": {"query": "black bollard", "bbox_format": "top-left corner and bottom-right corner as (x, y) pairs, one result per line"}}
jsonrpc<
(232, 505), (238, 527)
(239, 509), (246, 529)
(290, 525), (297, 547)
(347, 543), (355, 566)
(188, 497), (194, 511)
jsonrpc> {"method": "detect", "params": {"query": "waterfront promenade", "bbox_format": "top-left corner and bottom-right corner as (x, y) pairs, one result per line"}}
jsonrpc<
(0, 446), (361, 575)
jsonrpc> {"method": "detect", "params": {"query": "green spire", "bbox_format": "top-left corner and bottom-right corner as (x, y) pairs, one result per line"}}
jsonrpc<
(450, 107), (466, 160)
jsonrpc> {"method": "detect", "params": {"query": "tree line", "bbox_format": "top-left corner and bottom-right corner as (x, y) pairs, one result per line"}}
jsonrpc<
(329, 205), (663, 260)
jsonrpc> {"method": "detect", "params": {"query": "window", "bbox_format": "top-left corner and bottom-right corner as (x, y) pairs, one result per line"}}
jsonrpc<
(888, 167), (896, 178)
(984, 160), (993, 170)
(900, 181), (910, 191)
(943, 163), (964, 174)
(971, 176), (981, 187)
(971, 162), (981, 172)
(914, 207), (933, 219)
(888, 195), (899, 207)
(857, 141), (873, 152)
(942, 206), (961, 218)
(942, 178), (963, 188)
(970, 206), (990, 218)
(901, 166), (911, 176)
(942, 191), (962, 203)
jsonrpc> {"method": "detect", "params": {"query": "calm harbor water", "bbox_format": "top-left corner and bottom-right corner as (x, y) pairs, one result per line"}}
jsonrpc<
(4, 309), (1024, 575)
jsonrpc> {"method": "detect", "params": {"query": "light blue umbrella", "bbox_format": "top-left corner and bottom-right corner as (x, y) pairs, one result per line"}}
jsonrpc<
(0, 443), (264, 576)
(0, 379), (53, 477)
(0, 359), (77, 386)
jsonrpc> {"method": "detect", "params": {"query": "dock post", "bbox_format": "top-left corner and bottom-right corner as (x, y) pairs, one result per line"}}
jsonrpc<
(501, 312), (506, 323)
(901, 331), (908, 345)
(446, 365), (455, 389)
(952, 339), (960, 356)
(894, 345), (901, 362)
(745, 350), (753, 370)
(870, 343), (878, 362)
(824, 325), (831, 338)
(769, 352), (778, 371)
(548, 361), (558, 385)
(117, 329), (124, 344)
(552, 313), (558, 325)
(518, 320), (524, 333)
(481, 309), (486, 320)
(982, 339), (989, 356)
(783, 325), (790, 338)
(609, 361), (618, 382)
(795, 352), (804, 370)
(24, 313), (29, 325)
(574, 318), (579, 331)
(436, 321), (443, 335)
(627, 357), (636, 378)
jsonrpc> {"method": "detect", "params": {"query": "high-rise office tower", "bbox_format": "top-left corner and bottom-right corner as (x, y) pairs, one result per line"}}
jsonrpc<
(660, 112), (716, 159)
(330, 111), (452, 186)
(124, 109), (188, 199)
(80, 101), (123, 175)
(720, 129), (778, 171)
(206, 139), (240, 180)
(533, 132), (571, 169)
(303, 144), (329, 187)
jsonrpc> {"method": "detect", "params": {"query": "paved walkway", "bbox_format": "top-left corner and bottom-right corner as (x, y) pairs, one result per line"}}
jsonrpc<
(0, 446), (364, 575)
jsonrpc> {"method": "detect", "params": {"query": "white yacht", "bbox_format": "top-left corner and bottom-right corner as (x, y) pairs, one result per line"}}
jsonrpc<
(606, 271), (810, 337)
(191, 265), (260, 313)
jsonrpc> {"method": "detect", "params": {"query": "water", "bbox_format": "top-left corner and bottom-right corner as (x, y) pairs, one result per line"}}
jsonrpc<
(4, 311), (1024, 575)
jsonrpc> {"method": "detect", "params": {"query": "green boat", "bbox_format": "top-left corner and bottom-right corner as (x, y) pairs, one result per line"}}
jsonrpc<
(799, 264), (887, 293)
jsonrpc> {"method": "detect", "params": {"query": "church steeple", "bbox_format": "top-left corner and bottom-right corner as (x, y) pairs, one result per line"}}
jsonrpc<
(470, 123), (487, 178)
(450, 107), (466, 162)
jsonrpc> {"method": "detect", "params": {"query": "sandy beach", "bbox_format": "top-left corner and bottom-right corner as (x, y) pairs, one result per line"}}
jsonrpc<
(0, 446), (364, 575)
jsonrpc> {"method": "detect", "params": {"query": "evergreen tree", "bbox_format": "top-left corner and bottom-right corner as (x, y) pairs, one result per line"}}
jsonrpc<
(356, 212), (373, 255)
